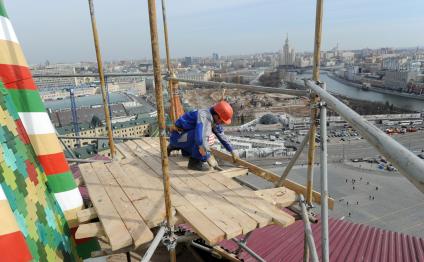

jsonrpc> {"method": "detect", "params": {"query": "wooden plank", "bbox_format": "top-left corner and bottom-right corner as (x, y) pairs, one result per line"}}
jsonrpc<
(75, 176), (84, 186)
(92, 162), (154, 248)
(129, 140), (244, 239)
(210, 172), (295, 227)
(168, 165), (254, 235)
(144, 139), (273, 228)
(175, 205), (225, 245)
(169, 156), (271, 228)
(79, 163), (133, 250)
(139, 140), (227, 243)
(219, 168), (248, 178)
(120, 142), (225, 245)
(151, 152), (258, 234)
(148, 138), (295, 224)
(255, 187), (297, 208)
(113, 163), (166, 228)
(75, 222), (105, 239)
(77, 207), (97, 223)
(211, 148), (335, 209)
(115, 143), (135, 164)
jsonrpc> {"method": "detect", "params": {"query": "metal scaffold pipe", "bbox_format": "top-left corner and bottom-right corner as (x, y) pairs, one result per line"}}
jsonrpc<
(276, 131), (310, 187)
(167, 77), (308, 97)
(141, 226), (166, 262)
(87, 0), (116, 158)
(147, 0), (176, 261)
(319, 82), (329, 262)
(299, 195), (319, 262)
(306, 80), (424, 194)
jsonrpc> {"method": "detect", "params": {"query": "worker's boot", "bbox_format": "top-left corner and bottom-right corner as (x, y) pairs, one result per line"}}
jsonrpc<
(167, 145), (179, 156)
(188, 157), (210, 171)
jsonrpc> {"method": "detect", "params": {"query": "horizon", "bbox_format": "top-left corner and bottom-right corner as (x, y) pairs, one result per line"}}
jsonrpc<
(29, 45), (424, 66)
(5, 0), (424, 64)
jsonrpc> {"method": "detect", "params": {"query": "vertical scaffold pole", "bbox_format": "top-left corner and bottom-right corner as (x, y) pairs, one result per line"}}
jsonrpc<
(161, 0), (177, 122)
(147, 1), (176, 261)
(87, 0), (116, 158)
(319, 82), (329, 262)
(305, 0), (324, 261)
(161, 0), (171, 73)
(307, 0), (325, 206)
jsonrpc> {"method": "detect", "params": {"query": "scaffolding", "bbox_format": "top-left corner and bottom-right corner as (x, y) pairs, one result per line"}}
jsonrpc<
(58, 0), (424, 261)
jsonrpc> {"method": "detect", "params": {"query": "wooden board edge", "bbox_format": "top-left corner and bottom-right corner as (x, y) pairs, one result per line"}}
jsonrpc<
(75, 222), (105, 239)
(211, 148), (335, 209)
(77, 207), (98, 223)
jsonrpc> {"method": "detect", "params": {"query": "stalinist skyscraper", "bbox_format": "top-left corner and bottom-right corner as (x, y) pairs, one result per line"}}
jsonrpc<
(279, 34), (295, 66)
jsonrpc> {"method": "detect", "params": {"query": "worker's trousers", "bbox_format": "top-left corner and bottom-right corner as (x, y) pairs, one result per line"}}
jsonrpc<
(169, 129), (210, 162)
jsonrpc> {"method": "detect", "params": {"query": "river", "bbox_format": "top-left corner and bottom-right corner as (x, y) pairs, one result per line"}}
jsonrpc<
(298, 73), (424, 112)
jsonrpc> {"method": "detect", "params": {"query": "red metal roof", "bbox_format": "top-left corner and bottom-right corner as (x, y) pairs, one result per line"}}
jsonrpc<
(219, 218), (424, 262)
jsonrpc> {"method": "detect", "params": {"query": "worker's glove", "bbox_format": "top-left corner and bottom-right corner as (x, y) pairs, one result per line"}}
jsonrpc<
(207, 155), (219, 169)
(231, 151), (239, 163)
(169, 125), (183, 133)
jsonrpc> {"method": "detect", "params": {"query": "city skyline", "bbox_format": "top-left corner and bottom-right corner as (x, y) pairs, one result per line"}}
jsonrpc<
(5, 0), (424, 64)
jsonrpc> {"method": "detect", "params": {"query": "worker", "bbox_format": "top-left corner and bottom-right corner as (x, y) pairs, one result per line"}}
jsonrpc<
(168, 101), (238, 171)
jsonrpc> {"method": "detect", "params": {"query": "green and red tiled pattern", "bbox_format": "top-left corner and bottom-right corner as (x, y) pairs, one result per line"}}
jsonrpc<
(0, 84), (78, 261)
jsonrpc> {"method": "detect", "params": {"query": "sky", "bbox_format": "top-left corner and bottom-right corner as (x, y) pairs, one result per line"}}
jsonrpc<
(4, 0), (424, 64)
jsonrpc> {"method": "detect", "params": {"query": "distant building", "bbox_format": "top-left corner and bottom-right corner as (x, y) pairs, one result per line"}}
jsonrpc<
(40, 87), (97, 101)
(279, 35), (296, 66)
(183, 56), (193, 67)
(175, 69), (214, 82)
(32, 64), (78, 90)
(383, 71), (418, 91)
(340, 51), (355, 64)
(212, 53), (219, 60)
(294, 55), (313, 68)
(382, 57), (408, 70)
(58, 117), (154, 149)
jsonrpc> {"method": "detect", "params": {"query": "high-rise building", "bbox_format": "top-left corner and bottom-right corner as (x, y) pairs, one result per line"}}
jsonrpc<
(212, 53), (219, 60)
(183, 56), (193, 67)
(279, 35), (296, 66)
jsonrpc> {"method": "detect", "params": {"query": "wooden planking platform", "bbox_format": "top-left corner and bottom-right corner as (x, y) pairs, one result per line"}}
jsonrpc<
(78, 138), (295, 251)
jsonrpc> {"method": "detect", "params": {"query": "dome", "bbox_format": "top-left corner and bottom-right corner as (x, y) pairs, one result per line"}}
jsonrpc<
(259, 114), (279, 125)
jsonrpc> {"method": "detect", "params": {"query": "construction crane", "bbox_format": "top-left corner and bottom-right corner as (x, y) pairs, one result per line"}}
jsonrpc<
(68, 88), (80, 148)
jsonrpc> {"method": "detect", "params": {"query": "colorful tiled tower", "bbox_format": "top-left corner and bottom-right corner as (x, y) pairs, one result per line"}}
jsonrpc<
(0, 83), (77, 261)
(0, 1), (99, 259)
(0, 0), (83, 229)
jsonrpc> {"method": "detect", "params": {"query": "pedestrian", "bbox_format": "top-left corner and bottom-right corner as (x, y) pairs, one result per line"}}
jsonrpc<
(356, 201), (359, 205)
(372, 196), (375, 200)
(353, 186), (355, 190)
(346, 179), (348, 183)
(348, 212), (351, 217)
(376, 186), (378, 191)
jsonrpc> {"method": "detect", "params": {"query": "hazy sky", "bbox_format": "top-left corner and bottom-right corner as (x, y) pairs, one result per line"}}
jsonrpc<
(5, 0), (424, 64)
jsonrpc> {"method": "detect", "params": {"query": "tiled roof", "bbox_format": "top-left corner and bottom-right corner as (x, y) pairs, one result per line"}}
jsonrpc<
(219, 218), (424, 262)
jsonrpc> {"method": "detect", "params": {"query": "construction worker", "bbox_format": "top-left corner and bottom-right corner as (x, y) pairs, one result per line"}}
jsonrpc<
(168, 100), (238, 171)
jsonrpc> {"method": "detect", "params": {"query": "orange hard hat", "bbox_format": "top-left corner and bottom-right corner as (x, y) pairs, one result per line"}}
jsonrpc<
(213, 101), (233, 124)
